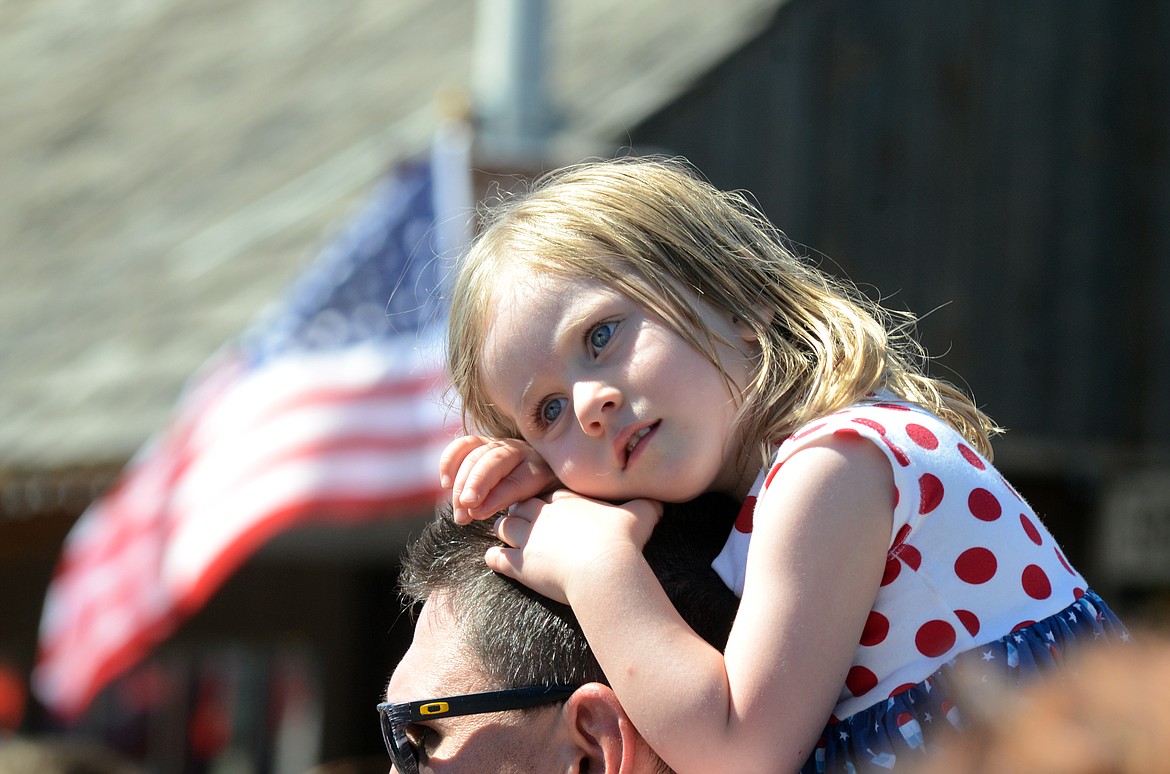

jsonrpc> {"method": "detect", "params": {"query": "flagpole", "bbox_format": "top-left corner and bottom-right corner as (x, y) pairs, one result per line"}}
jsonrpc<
(430, 93), (475, 269)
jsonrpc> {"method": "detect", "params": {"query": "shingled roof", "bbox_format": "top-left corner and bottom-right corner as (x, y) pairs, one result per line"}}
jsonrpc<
(1, 0), (783, 478)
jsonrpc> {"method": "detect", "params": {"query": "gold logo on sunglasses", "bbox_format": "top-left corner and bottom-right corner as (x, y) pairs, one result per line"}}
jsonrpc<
(419, 701), (450, 715)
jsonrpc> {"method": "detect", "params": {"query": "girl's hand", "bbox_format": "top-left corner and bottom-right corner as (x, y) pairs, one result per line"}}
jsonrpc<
(486, 490), (663, 604)
(439, 435), (558, 524)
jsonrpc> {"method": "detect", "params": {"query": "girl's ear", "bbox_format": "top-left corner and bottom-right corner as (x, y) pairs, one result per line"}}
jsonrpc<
(732, 306), (773, 345)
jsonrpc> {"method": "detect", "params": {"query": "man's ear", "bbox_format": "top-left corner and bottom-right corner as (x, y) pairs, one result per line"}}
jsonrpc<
(557, 682), (643, 774)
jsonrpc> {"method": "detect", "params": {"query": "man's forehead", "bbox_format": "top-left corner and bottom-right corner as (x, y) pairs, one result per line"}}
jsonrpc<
(385, 594), (483, 703)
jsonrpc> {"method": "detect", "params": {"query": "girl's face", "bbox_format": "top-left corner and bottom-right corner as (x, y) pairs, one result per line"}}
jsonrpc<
(481, 268), (760, 504)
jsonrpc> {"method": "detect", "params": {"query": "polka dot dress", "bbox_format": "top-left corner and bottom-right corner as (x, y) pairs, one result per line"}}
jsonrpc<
(711, 393), (1129, 772)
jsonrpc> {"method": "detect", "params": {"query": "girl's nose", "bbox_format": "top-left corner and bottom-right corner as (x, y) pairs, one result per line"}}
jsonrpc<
(573, 381), (621, 435)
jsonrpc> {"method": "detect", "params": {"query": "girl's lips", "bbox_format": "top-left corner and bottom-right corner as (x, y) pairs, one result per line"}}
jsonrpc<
(621, 421), (659, 467)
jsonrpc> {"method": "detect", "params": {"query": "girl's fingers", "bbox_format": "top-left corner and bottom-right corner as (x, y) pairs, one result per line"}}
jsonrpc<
(546, 488), (581, 503)
(439, 435), (489, 489)
(505, 497), (543, 519)
(454, 442), (525, 509)
(626, 498), (665, 522)
(459, 446), (513, 507)
(493, 512), (532, 548)
(438, 439), (463, 489)
(451, 504), (472, 525)
(450, 444), (489, 506)
(471, 461), (553, 517)
(483, 545), (521, 578)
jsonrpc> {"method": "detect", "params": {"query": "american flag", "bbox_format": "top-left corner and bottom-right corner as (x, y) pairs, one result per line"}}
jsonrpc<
(33, 141), (469, 720)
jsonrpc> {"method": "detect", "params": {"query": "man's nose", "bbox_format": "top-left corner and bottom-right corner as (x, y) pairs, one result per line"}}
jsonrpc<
(573, 380), (621, 435)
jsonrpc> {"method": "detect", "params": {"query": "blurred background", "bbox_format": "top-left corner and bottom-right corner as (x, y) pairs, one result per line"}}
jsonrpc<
(2, 0), (1167, 770)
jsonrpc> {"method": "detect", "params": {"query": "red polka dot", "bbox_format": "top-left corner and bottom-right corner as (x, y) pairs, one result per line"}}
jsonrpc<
(919, 474), (944, 514)
(967, 488), (1002, 521)
(954, 609), (981, 637)
(852, 418), (887, 435)
(881, 556), (902, 586)
(874, 403), (911, 411)
(891, 524), (911, 549)
(906, 423), (938, 450)
(846, 666), (878, 697)
(889, 683), (918, 698)
(881, 436), (911, 466)
(733, 496), (755, 533)
(955, 547), (997, 584)
(860, 611), (890, 646)
(1019, 513), (1042, 545)
(915, 620), (957, 658)
(892, 485), (900, 509)
(833, 428), (862, 441)
(1055, 547), (1075, 575)
(958, 443), (986, 470)
(1011, 620), (1037, 633)
(1022, 564), (1052, 599)
(1074, 587), (1085, 599)
(899, 544), (922, 571)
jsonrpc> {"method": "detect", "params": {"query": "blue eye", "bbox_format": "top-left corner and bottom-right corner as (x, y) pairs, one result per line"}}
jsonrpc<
(538, 397), (566, 426)
(589, 322), (616, 353)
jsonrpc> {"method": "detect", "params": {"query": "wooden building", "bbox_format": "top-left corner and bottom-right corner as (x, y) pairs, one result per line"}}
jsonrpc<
(2, 0), (1167, 768)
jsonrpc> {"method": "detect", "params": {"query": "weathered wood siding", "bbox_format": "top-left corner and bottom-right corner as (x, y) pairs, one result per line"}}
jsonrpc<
(631, 0), (1170, 463)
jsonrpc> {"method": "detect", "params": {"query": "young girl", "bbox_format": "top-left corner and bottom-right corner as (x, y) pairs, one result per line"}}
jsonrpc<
(439, 156), (1127, 773)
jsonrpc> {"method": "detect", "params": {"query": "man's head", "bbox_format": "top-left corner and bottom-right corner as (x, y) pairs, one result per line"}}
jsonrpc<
(381, 493), (739, 773)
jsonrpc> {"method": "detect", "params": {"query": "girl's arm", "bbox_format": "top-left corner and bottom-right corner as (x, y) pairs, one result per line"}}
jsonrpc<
(488, 434), (893, 774)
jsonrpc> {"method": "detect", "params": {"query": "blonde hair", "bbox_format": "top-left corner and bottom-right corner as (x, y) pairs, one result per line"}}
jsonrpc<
(447, 156), (999, 469)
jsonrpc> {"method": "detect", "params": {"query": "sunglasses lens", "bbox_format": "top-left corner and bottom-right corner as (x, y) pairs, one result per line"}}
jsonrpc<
(390, 728), (418, 774)
(379, 712), (417, 774)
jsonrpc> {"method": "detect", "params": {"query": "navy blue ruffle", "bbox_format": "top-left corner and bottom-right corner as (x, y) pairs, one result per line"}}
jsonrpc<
(800, 589), (1128, 773)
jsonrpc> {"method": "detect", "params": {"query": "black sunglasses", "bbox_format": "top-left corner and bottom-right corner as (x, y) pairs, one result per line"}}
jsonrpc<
(377, 685), (578, 773)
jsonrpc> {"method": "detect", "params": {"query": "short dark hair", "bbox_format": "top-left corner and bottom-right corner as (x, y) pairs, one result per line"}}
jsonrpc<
(398, 493), (741, 689)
